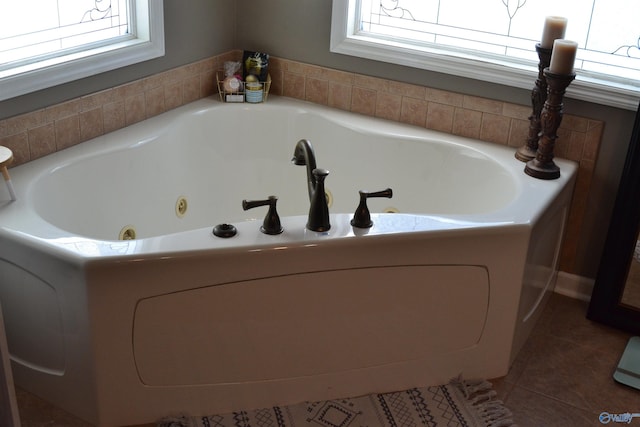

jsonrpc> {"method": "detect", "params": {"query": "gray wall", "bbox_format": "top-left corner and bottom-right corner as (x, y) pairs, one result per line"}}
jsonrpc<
(1, 0), (636, 278)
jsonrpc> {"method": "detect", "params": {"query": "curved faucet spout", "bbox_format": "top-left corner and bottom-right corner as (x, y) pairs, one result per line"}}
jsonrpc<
(291, 139), (318, 201)
(291, 139), (331, 232)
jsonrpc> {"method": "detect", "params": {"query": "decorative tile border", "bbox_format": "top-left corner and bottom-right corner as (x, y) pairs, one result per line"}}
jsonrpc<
(0, 50), (602, 273)
(0, 51), (237, 165)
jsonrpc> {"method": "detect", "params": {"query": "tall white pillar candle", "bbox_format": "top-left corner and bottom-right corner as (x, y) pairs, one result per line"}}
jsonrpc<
(549, 39), (578, 74)
(541, 16), (567, 49)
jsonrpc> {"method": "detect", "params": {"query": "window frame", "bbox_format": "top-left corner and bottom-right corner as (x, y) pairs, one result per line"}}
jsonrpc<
(330, 0), (640, 110)
(0, 0), (164, 102)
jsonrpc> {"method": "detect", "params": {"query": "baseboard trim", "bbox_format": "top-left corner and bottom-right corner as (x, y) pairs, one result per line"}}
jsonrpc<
(554, 271), (594, 302)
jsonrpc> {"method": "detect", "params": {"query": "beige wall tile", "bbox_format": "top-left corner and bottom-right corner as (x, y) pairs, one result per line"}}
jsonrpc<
(183, 75), (201, 104)
(400, 97), (427, 127)
(326, 69), (354, 85)
(584, 121), (603, 161)
(300, 64), (328, 79)
(463, 95), (503, 114)
(143, 73), (167, 92)
(285, 61), (306, 75)
(118, 79), (146, 99)
(354, 74), (389, 92)
(453, 108), (482, 138)
(508, 118), (530, 148)
(283, 72), (306, 100)
(350, 87), (376, 116)
(561, 160), (594, 271)
(145, 86), (166, 118)
(328, 82), (352, 111)
(554, 140), (569, 161)
(554, 128), (572, 159)
(125, 94), (146, 126)
(55, 115), (81, 150)
(80, 89), (117, 112)
(165, 81), (184, 111)
(375, 92), (402, 121)
(389, 81), (426, 99)
(103, 101), (125, 134)
(306, 77), (329, 105)
(426, 102), (454, 133)
(561, 114), (589, 133)
(165, 64), (191, 84)
(480, 113), (511, 145)
(566, 131), (586, 163)
(503, 102), (531, 120)
(80, 108), (104, 142)
(425, 88), (463, 107)
(45, 98), (83, 122)
(28, 124), (56, 160)
(202, 70), (217, 97)
(6, 110), (46, 136)
(109, 83), (132, 102)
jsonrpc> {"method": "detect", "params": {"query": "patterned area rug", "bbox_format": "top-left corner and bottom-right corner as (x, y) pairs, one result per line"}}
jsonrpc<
(158, 377), (516, 427)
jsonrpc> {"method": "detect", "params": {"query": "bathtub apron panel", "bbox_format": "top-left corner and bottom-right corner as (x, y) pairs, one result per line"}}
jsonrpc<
(133, 265), (489, 386)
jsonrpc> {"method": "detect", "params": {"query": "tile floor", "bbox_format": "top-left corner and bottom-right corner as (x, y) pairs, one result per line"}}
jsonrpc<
(13, 293), (640, 427)
(491, 293), (639, 426)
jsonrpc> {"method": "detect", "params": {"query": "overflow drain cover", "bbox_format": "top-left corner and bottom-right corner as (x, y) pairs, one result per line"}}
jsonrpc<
(213, 223), (237, 238)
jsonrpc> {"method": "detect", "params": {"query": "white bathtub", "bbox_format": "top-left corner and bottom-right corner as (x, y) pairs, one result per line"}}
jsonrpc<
(0, 96), (576, 426)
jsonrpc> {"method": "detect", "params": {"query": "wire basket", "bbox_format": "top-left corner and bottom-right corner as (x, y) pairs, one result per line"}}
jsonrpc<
(216, 71), (271, 103)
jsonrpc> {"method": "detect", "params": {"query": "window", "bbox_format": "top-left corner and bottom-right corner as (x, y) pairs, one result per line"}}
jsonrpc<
(331, 0), (640, 110)
(0, 0), (164, 101)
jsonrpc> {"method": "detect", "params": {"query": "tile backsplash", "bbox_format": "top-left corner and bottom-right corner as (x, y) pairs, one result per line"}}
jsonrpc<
(0, 50), (602, 274)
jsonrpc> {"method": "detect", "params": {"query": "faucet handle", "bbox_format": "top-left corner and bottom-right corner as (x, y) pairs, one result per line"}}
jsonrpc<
(312, 168), (329, 178)
(350, 188), (393, 228)
(242, 195), (284, 235)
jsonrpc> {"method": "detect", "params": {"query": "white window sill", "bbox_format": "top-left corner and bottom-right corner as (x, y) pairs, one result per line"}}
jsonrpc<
(0, 0), (164, 102)
(330, 2), (640, 111)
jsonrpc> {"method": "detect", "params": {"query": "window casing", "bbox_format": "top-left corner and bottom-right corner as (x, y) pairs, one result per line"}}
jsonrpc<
(0, 0), (164, 102)
(330, 0), (640, 110)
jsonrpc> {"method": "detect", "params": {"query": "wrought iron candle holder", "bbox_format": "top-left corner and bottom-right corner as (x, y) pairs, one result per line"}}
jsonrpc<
(516, 43), (552, 162)
(525, 69), (575, 180)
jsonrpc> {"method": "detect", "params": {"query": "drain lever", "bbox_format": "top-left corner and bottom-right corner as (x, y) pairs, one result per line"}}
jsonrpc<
(351, 188), (393, 228)
(242, 195), (284, 235)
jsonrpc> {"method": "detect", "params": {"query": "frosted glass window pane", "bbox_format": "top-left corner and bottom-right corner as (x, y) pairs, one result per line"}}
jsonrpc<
(358, 0), (640, 84)
(0, 0), (131, 68)
(0, 0), (164, 101)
